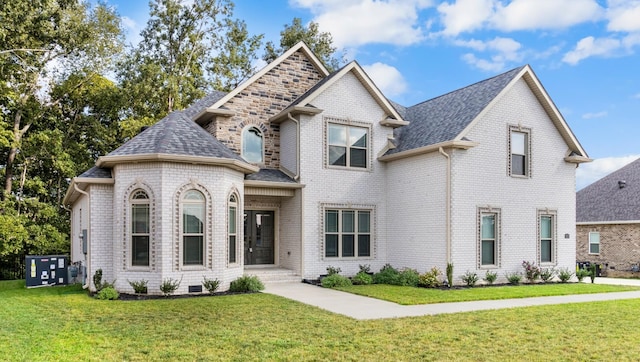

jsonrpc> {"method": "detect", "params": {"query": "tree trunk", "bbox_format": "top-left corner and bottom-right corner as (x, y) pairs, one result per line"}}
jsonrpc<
(4, 108), (31, 197)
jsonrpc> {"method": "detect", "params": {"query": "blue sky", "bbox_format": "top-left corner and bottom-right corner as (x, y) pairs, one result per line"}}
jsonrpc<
(107, 0), (640, 189)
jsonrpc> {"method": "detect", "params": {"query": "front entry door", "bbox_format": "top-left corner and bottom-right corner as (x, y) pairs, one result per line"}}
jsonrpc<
(244, 210), (275, 265)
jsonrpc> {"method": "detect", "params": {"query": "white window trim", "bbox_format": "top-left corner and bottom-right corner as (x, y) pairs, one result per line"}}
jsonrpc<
(227, 191), (240, 266)
(174, 182), (213, 271)
(478, 207), (501, 269)
(507, 125), (532, 178)
(321, 203), (375, 260)
(123, 183), (155, 272)
(324, 116), (372, 171)
(537, 209), (557, 266)
(589, 231), (600, 255)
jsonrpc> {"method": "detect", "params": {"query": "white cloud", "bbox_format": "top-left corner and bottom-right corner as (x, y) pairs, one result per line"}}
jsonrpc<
(437, 0), (494, 36)
(491, 0), (603, 31)
(121, 16), (137, 31)
(362, 62), (408, 97)
(607, 0), (640, 32)
(456, 37), (522, 71)
(562, 36), (621, 65)
(576, 155), (640, 190)
(290, 0), (433, 48)
(633, 93), (640, 99)
(582, 111), (608, 119)
(461, 53), (504, 72)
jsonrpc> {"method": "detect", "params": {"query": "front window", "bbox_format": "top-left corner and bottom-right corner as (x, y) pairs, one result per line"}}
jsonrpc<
(539, 214), (555, 263)
(589, 232), (600, 254)
(480, 214), (496, 266)
(131, 190), (150, 267)
(509, 126), (531, 177)
(325, 209), (371, 258)
(328, 123), (368, 168)
(228, 193), (238, 264)
(242, 126), (263, 163)
(182, 190), (205, 265)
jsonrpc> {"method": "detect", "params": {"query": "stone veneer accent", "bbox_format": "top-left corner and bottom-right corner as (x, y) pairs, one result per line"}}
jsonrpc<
(207, 50), (325, 168)
(577, 223), (640, 275)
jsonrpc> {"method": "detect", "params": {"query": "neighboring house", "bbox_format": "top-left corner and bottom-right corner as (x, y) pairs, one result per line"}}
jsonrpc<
(576, 158), (640, 276)
(63, 42), (590, 294)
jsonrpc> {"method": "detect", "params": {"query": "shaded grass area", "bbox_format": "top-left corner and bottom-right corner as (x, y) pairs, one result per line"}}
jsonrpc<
(2, 280), (640, 361)
(336, 283), (640, 305)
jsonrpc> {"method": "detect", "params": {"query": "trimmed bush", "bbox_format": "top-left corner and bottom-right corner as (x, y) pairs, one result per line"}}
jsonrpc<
(418, 267), (441, 288)
(540, 268), (556, 283)
(557, 268), (574, 283)
(160, 277), (182, 296)
(352, 271), (373, 285)
(202, 277), (221, 294)
(97, 286), (119, 300)
(505, 271), (523, 285)
(483, 270), (498, 285)
(229, 275), (264, 292)
(446, 263), (454, 287)
(398, 268), (420, 287)
(576, 268), (590, 282)
(127, 279), (148, 294)
(321, 274), (352, 288)
(373, 264), (400, 285)
(461, 270), (479, 287)
(326, 266), (341, 276)
(522, 261), (541, 283)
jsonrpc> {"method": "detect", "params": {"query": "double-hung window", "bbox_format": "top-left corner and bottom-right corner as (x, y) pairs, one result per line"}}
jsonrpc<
(325, 209), (371, 258)
(539, 214), (555, 264)
(327, 123), (368, 168)
(228, 193), (238, 264)
(479, 207), (500, 267)
(509, 126), (531, 177)
(131, 190), (150, 267)
(182, 190), (205, 266)
(589, 232), (600, 254)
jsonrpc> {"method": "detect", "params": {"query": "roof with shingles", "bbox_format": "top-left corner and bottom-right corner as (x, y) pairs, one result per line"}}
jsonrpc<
(577, 158), (640, 222)
(107, 111), (244, 161)
(245, 168), (296, 183)
(386, 66), (525, 155)
(182, 91), (228, 118)
(78, 166), (112, 179)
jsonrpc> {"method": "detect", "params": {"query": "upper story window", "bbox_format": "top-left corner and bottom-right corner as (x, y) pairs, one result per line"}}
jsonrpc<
(242, 126), (263, 163)
(130, 190), (150, 267)
(589, 232), (600, 254)
(182, 190), (205, 266)
(327, 123), (368, 169)
(508, 125), (531, 177)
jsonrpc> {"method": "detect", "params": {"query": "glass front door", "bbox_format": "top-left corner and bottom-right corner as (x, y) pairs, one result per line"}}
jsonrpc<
(244, 210), (274, 265)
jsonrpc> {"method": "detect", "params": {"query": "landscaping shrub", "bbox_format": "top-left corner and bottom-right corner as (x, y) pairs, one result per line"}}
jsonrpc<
(418, 267), (441, 288)
(540, 268), (556, 283)
(326, 266), (341, 276)
(93, 269), (114, 291)
(358, 264), (371, 274)
(321, 274), (352, 288)
(202, 277), (221, 294)
(96, 286), (119, 300)
(522, 261), (541, 283)
(229, 275), (264, 292)
(589, 264), (597, 283)
(446, 263), (454, 287)
(557, 268), (574, 283)
(373, 264), (400, 285)
(398, 268), (420, 287)
(160, 277), (182, 296)
(505, 271), (522, 285)
(483, 270), (498, 285)
(127, 279), (148, 294)
(575, 268), (590, 282)
(352, 271), (373, 285)
(461, 270), (479, 287)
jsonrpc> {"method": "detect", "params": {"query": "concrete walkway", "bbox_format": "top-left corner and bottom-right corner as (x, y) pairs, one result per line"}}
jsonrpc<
(263, 277), (640, 320)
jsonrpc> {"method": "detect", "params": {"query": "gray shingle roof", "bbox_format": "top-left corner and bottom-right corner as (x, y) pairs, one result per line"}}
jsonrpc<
(245, 168), (296, 183)
(577, 158), (640, 222)
(387, 66), (524, 154)
(107, 111), (244, 161)
(78, 166), (112, 179)
(182, 91), (227, 118)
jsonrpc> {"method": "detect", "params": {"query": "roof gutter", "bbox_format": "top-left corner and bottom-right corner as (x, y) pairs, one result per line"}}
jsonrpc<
(97, 153), (259, 174)
(378, 140), (478, 162)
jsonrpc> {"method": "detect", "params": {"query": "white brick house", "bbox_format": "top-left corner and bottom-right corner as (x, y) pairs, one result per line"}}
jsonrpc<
(63, 42), (590, 294)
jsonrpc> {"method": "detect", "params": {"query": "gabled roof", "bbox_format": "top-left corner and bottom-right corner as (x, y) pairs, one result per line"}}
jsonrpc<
(97, 111), (257, 173)
(183, 91), (227, 118)
(577, 158), (640, 223)
(78, 166), (112, 179)
(270, 61), (407, 127)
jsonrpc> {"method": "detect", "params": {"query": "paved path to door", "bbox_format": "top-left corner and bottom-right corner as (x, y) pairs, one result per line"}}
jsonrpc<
(263, 277), (640, 320)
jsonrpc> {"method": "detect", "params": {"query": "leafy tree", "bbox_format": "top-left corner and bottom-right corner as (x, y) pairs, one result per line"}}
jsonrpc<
(263, 17), (344, 72)
(0, 0), (124, 197)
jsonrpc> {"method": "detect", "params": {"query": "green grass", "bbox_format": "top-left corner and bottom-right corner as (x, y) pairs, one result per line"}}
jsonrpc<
(2, 280), (640, 361)
(336, 283), (640, 305)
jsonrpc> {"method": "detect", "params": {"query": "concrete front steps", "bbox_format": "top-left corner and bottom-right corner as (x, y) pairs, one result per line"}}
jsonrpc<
(244, 266), (301, 284)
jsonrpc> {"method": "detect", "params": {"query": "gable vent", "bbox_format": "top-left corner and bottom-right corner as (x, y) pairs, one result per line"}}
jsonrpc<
(618, 180), (626, 189)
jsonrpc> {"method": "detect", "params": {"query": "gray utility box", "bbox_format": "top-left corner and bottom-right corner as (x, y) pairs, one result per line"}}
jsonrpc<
(25, 255), (69, 287)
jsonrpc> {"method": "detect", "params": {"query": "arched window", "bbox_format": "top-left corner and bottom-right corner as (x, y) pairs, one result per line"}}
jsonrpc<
(228, 193), (238, 263)
(131, 190), (150, 267)
(242, 126), (263, 163)
(182, 190), (205, 266)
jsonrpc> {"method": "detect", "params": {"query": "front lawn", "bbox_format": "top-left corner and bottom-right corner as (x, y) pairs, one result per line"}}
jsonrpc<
(2, 280), (640, 360)
(336, 283), (640, 305)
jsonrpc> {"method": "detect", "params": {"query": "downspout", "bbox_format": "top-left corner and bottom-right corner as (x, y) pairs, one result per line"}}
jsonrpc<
(438, 147), (452, 264)
(74, 184), (91, 289)
(287, 112), (303, 277)
(287, 112), (301, 181)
